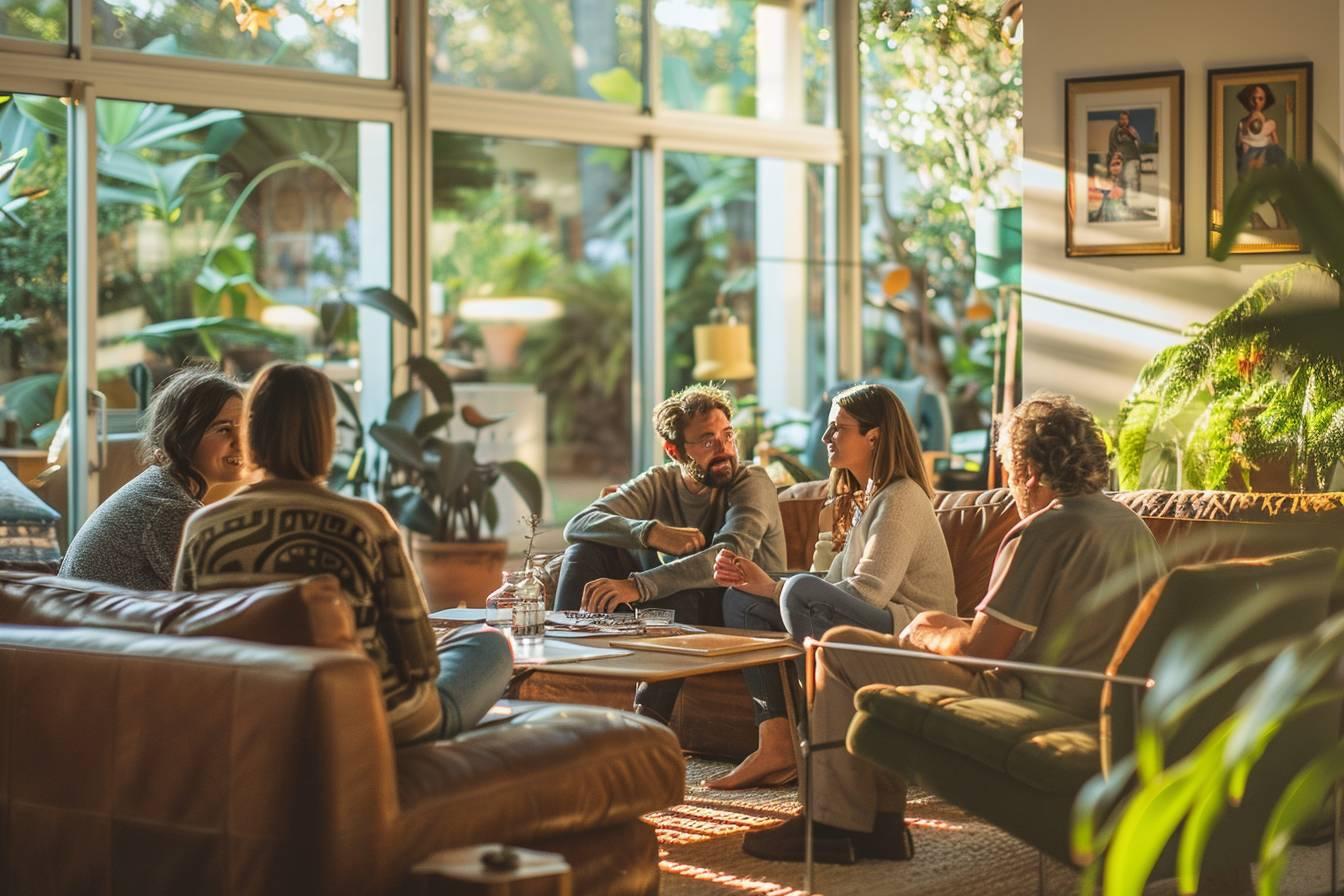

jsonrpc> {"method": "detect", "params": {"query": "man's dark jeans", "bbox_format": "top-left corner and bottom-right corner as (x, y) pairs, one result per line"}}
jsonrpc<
(554, 540), (721, 725)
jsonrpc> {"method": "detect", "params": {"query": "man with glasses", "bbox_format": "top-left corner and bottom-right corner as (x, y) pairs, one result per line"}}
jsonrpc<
(554, 383), (787, 724)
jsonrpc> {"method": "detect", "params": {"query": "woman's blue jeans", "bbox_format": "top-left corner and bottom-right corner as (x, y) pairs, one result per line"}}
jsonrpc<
(435, 624), (514, 738)
(723, 574), (893, 725)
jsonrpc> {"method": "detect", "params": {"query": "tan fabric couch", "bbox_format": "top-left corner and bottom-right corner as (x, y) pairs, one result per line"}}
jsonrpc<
(667, 483), (1344, 757)
(0, 572), (685, 896)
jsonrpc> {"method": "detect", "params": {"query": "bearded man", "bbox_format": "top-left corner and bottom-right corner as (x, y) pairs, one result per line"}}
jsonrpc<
(554, 383), (787, 723)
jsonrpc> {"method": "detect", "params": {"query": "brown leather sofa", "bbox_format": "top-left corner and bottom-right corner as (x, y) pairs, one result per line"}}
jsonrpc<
(668, 483), (1344, 756)
(0, 572), (685, 896)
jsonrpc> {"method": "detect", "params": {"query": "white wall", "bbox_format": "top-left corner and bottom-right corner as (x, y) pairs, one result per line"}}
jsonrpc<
(1022, 0), (1341, 420)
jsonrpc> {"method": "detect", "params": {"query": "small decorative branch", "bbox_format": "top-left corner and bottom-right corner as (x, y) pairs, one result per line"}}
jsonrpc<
(520, 513), (542, 570)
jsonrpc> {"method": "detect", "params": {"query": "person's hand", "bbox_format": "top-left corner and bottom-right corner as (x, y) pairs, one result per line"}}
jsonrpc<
(898, 611), (962, 651)
(712, 549), (776, 598)
(646, 522), (706, 557)
(581, 577), (640, 612)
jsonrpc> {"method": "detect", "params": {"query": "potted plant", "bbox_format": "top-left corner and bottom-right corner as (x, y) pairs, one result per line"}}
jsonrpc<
(368, 357), (544, 610)
(1112, 262), (1344, 492)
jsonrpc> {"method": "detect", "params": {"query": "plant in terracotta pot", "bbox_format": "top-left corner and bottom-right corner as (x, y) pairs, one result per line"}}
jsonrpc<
(368, 361), (544, 610)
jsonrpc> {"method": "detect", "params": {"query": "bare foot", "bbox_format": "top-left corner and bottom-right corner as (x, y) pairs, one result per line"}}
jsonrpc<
(705, 751), (797, 790)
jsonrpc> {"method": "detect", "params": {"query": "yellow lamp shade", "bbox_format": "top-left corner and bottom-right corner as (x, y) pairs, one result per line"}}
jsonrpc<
(692, 321), (756, 381)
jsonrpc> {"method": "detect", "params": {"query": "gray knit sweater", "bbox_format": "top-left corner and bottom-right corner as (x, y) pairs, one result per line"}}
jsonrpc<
(825, 477), (957, 629)
(563, 463), (787, 601)
(59, 465), (200, 592)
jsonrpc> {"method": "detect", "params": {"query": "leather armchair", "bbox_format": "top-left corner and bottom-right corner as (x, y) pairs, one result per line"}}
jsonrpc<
(0, 572), (685, 895)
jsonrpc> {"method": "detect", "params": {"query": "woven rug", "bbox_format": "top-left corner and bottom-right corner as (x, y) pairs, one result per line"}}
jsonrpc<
(647, 759), (1337, 895)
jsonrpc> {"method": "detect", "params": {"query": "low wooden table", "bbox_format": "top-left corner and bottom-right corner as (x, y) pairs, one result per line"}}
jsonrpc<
(507, 626), (804, 763)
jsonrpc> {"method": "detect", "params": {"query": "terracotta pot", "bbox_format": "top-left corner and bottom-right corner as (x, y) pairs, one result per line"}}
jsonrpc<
(411, 537), (507, 611)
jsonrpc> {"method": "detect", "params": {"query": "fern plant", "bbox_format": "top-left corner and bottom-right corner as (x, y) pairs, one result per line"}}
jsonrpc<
(1113, 264), (1344, 491)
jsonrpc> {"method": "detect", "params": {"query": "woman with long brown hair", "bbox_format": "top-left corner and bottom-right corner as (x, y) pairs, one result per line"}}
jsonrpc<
(710, 383), (956, 789)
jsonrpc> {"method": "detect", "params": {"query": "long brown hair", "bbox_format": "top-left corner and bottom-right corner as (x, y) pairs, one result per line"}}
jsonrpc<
(828, 383), (931, 549)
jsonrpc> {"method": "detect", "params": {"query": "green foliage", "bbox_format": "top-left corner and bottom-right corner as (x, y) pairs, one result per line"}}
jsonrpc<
(370, 366), (545, 543)
(1112, 264), (1344, 491)
(859, 0), (1021, 429)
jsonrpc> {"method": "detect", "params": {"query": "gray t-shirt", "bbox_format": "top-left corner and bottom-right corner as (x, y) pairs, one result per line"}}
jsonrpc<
(562, 462), (786, 601)
(59, 465), (201, 592)
(975, 492), (1165, 717)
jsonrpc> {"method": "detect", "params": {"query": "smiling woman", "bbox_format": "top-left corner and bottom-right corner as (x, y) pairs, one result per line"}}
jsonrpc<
(57, 366), (244, 592)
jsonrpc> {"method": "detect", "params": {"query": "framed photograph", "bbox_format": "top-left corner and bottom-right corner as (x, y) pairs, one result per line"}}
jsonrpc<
(1208, 62), (1312, 255)
(1065, 70), (1184, 257)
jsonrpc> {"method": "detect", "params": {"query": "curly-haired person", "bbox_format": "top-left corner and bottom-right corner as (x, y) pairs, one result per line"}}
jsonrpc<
(553, 383), (786, 724)
(741, 393), (1166, 865)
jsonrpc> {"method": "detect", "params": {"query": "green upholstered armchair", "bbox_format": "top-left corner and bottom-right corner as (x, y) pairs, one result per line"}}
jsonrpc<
(839, 549), (1340, 891)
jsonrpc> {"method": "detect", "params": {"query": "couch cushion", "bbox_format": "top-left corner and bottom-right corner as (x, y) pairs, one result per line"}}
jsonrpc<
(0, 571), (358, 651)
(931, 488), (1020, 614)
(854, 683), (1096, 795)
(389, 704), (684, 867)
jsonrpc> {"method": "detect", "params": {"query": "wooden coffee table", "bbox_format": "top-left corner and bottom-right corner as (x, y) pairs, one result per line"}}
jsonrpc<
(507, 626), (805, 762)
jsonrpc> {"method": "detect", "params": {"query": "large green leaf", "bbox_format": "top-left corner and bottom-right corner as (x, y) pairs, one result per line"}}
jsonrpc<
(386, 390), (424, 432)
(1256, 740), (1344, 895)
(386, 484), (438, 537)
(433, 440), (476, 503)
(406, 355), (455, 408)
(497, 459), (544, 516)
(341, 286), (417, 328)
(369, 423), (426, 470)
(1212, 160), (1344, 277)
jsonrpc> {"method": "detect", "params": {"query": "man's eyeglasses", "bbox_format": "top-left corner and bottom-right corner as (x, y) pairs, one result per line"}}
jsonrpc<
(685, 429), (738, 452)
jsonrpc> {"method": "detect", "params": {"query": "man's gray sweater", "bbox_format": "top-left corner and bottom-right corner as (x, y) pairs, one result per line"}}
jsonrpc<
(562, 463), (787, 601)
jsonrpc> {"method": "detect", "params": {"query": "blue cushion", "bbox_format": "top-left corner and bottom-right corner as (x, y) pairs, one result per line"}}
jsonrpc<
(0, 461), (59, 522)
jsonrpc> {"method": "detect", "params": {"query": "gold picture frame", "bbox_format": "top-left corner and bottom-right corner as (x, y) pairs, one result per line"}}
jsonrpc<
(1208, 62), (1312, 256)
(1065, 70), (1184, 257)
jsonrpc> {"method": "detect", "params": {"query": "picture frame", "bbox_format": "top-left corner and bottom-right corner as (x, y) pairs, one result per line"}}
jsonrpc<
(1065, 70), (1184, 257)
(1207, 62), (1312, 255)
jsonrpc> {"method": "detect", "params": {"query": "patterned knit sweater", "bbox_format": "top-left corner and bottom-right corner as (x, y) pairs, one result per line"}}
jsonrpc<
(174, 479), (443, 744)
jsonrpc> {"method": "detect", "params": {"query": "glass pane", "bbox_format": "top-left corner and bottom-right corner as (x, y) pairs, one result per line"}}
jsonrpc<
(664, 151), (834, 484)
(0, 0), (66, 42)
(859, 0), (1021, 480)
(430, 133), (634, 529)
(0, 91), (69, 540)
(83, 98), (389, 500)
(93, 0), (387, 77)
(430, 0), (641, 102)
(659, 0), (832, 124)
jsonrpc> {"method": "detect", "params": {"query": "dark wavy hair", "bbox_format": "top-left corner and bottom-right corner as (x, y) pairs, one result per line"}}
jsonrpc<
(997, 392), (1109, 496)
(139, 366), (243, 501)
(652, 383), (735, 452)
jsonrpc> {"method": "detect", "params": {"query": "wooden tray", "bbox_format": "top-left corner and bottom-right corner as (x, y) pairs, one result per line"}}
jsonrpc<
(606, 633), (791, 657)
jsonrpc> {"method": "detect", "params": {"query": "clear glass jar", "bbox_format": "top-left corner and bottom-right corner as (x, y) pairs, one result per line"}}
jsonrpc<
(485, 571), (523, 636)
(511, 574), (545, 647)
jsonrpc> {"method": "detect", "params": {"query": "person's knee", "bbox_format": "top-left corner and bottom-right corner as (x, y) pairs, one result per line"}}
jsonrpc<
(722, 587), (754, 626)
(780, 576), (829, 633)
(478, 627), (514, 684)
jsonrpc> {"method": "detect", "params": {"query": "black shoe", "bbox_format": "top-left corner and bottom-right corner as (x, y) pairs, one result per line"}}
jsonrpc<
(741, 814), (915, 864)
(742, 817), (856, 865)
(852, 811), (915, 860)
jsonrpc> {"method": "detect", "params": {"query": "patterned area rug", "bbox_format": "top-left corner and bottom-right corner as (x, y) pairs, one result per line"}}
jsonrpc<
(648, 759), (1336, 896)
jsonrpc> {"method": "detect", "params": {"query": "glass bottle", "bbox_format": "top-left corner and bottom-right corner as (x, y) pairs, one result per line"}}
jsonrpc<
(486, 571), (523, 636)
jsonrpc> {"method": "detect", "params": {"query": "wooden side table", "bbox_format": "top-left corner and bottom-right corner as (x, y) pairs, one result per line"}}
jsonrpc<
(407, 844), (572, 896)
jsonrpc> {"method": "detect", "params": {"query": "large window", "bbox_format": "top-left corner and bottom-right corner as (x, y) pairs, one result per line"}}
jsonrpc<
(859, 0), (1021, 441)
(659, 0), (832, 124)
(0, 91), (69, 526)
(93, 0), (386, 77)
(0, 0), (65, 42)
(430, 0), (641, 102)
(430, 134), (634, 524)
(664, 151), (833, 474)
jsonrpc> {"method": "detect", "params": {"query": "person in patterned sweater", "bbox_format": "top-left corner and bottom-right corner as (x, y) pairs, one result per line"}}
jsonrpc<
(175, 362), (512, 746)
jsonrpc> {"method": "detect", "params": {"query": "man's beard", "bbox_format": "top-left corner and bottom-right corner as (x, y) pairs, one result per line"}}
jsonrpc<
(682, 453), (738, 488)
